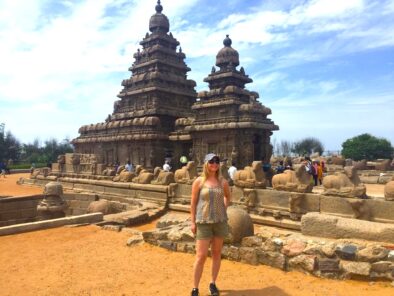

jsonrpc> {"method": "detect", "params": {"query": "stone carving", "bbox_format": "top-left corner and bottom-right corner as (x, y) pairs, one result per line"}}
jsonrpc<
(150, 167), (175, 185)
(384, 178), (394, 201)
(102, 167), (116, 176)
(174, 161), (198, 184)
(225, 206), (254, 244)
(219, 162), (232, 184)
(132, 166), (154, 184)
(243, 188), (257, 207)
(322, 166), (367, 198)
(57, 155), (65, 172)
(233, 161), (266, 188)
(87, 199), (125, 215)
(271, 164), (312, 193)
(37, 182), (67, 220)
(352, 159), (367, 170)
(30, 168), (51, 179)
(113, 171), (135, 182)
(347, 199), (371, 220)
(375, 159), (391, 171)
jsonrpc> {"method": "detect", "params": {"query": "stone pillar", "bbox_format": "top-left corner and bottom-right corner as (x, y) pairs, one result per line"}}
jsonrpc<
(37, 182), (68, 220)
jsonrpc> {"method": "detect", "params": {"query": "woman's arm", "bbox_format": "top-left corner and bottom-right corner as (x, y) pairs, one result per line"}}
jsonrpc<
(222, 179), (231, 209)
(190, 177), (201, 234)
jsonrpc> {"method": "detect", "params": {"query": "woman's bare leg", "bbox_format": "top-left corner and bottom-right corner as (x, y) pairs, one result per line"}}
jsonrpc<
(193, 239), (211, 288)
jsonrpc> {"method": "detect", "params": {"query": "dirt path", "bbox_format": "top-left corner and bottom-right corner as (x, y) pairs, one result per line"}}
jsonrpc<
(0, 173), (42, 196)
(0, 174), (392, 295)
(0, 225), (393, 296)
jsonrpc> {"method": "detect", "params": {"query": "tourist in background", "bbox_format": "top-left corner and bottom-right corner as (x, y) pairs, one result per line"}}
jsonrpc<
(180, 155), (188, 167)
(312, 160), (319, 186)
(317, 161), (324, 185)
(125, 160), (133, 173)
(227, 162), (237, 180)
(276, 160), (285, 174)
(0, 161), (6, 178)
(163, 160), (171, 172)
(190, 153), (231, 296)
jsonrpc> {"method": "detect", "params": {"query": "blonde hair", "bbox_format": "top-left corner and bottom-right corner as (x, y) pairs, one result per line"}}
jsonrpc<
(200, 161), (222, 186)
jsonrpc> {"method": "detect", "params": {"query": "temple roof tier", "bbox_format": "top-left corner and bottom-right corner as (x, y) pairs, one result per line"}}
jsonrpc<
(117, 86), (196, 99)
(188, 121), (279, 132)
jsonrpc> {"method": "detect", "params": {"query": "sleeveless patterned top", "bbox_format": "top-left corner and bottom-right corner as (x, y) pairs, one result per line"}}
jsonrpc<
(195, 182), (228, 224)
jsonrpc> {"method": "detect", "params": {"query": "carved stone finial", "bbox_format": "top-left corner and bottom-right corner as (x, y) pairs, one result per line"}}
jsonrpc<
(156, 0), (163, 13)
(240, 66), (245, 74)
(211, 66), (216, 73)
(179, 46), (182, 53)
(223, 34), (232, 47)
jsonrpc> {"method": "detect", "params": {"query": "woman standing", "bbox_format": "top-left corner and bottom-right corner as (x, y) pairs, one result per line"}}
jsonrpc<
(190, 153), (231, 296)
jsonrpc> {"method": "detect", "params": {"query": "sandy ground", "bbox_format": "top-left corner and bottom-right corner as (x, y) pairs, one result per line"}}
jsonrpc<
(0, 174), (392, 296)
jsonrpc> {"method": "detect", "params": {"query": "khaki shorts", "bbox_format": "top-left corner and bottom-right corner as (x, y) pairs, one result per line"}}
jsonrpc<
(196, 221), (229, 240)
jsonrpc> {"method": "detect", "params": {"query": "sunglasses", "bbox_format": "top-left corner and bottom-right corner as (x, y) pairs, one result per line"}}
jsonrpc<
(208, 158), (220, 164)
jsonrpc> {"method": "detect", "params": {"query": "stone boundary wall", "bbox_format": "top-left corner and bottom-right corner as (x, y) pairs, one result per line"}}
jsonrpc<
(142, 218), (394, 282)
(0, 195), (43, 227)
(358, 170), (394, 184)
(0, 213), (103, 236)
(20, 178), (394, 228)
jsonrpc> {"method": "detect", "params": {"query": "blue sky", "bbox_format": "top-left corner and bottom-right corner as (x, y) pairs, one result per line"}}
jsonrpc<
(0, 0), (393, 152)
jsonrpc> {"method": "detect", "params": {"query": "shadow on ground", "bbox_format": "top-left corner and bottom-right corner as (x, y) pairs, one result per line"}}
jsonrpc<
(221, 285), (290, 296)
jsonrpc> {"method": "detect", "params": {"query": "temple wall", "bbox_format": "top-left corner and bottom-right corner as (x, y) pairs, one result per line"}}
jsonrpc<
(19, 177), (394, 227)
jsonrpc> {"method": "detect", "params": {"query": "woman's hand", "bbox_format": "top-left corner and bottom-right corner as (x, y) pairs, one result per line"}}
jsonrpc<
(191, 221), (196, 234)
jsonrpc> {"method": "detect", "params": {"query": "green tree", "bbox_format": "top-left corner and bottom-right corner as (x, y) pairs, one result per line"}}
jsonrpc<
(341, 133), (393, 161)
(292, 137), (324, 156)
(0, 129), (21, 162)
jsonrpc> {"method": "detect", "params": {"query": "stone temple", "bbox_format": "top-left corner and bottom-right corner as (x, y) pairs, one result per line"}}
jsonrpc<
(72, 1), (278, 169)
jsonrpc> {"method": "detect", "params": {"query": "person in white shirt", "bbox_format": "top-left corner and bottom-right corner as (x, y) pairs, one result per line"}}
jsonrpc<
(227, 162), (237, 180)
(163, 160), (171, 172)
(125, 161), (133, 172)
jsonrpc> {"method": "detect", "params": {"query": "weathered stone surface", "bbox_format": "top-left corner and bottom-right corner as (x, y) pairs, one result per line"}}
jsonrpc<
(317, 258), (340, 273)
(385, 181), (394, 201)
(239, 247), (259, 265)
(371, 261), (393, 273)
(281, 239), (306, 257)
(340, 261), (371, 277)
(335, 245), (358, 261)
(257, 249), (286, 270)
(388, 250), (394, 262)
(357, 246), (389, 262)
(158, 240), (176, 251)
(102, 225), (123, 232)
(226, 207), (254, 243)
(241, 236), (263, 247)
(321, 242), (336, 257)
(288, 255), (316, 272)
(126, 233), (144, 246)
(222, 245), (240, 261)
(301, 212), (394, 243)
(156, 213), (188, 228)
(261, 238), (282, 252)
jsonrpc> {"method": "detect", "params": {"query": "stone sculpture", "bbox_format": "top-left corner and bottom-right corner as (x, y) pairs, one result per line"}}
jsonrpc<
(37, 182), (67, 220)
(113, 171), (135, 182)
(384, 177), (394, 201)
(151, 167), (175, 185)
(347, 199), (371, 220)
(132, 165), (154, 184)
(322, 166), (367, 198)
(219, 162), (232, 185)
(225, 206), (254, 244)
(174, 161), (198, 184)
(233, 161), (266, 188)
(87, 199), (124, 215)
(271, 164), (312, 193)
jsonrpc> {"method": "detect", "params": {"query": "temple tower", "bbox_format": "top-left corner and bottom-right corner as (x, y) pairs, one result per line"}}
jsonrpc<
(189, 35), (279, 168)
(73, 1), (197, 168)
